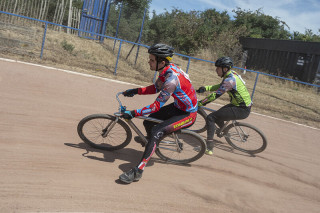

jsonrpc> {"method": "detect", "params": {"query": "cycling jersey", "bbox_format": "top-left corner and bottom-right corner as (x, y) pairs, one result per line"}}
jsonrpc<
(201, 70), (252, 107)
(135, 63), (198, 116)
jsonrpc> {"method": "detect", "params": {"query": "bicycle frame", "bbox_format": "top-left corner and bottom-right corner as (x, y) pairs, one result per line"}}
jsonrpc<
(199, 106), (251, 142)
(113, 92), (182, 151)
(199, 105), (234, 135)
(77, 93), (207, 162)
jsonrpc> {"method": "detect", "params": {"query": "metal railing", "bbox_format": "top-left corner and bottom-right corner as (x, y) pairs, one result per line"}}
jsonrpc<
(1, 10), (319, 100)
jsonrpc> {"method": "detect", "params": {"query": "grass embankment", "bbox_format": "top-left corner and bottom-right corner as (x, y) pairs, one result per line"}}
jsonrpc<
(1, 23), (319, 129)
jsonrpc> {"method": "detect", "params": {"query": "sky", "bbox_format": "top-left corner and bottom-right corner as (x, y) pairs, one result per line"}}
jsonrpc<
(149, 0), (320, 34)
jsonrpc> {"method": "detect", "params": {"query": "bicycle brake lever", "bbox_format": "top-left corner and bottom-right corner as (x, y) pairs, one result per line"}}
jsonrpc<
(120, 105), (126, 113)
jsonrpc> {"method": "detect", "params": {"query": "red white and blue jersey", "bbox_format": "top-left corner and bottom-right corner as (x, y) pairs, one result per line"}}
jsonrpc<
(135, 63), (198, 116)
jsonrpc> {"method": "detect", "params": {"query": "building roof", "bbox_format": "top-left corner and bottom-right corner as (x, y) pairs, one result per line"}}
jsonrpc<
(240, 37), (320, 55)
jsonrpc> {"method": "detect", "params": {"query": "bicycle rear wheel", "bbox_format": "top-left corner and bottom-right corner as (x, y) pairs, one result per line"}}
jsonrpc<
(155, 129), (206, 164)
(187, 107), (207, 133)
(224, 122), (267, 154)
(77, 114), (132, 151)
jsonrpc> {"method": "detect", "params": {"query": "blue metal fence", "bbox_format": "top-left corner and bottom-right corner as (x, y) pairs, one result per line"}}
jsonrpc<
(79, 0), (106, 40)
(1, 10), (319, 99)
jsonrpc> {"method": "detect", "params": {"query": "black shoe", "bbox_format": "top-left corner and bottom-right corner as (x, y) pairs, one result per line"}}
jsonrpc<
(216, 128), (223, 138)
(134, 136), (148, 147)
(119, 167), (143, 184)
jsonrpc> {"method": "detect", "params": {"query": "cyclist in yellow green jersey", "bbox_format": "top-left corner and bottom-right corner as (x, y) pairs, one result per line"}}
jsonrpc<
(196, 57), (252, 155)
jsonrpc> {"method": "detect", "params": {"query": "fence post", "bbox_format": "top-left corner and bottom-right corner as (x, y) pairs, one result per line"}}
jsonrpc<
(100, 0), (111, 42)
(40, 22), (48, 59)
(134, 8), (147, 65)
(251, 72), (260, 100)
(113, 3), (122, 51)
(186, 57), (191, 73)
(114, 40), (122, 75)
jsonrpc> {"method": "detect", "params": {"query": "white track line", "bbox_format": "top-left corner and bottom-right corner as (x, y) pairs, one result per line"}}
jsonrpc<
(1, 57), (318, 131)
(0, 57), (140, 87)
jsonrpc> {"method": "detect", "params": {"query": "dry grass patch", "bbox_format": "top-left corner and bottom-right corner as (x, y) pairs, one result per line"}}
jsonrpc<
(0, 22), (319, 129)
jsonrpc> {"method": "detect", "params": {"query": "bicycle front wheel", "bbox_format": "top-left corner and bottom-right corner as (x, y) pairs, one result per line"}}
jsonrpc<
(224, 122), (267, 154)
(77, 114), (132, 151)
(187, 107), (207, 133)
(155, 129), (206, 164)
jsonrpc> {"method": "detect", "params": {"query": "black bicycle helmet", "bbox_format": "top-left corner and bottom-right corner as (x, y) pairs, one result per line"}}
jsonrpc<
(215, 57), (233, 69)
(148, 43), (174, 59)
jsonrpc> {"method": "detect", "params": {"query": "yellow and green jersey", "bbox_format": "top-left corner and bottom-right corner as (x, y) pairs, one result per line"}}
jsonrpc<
(200, 70), (252, 107)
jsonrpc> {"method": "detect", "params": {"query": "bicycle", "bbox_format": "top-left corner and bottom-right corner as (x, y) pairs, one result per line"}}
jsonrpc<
(187, 106), (267, 154)
(77, 92), (206, 164)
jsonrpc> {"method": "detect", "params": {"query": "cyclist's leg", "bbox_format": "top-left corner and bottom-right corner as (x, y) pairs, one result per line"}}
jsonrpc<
(206, 104), (236, 150)
(215, 104), (251, 125)
(137, 106), (196, 170)
(206, 104), (250, 150)
(120, 104), (180, 183)
(143, 103), (177, 137)
(119, 105), (197, 184)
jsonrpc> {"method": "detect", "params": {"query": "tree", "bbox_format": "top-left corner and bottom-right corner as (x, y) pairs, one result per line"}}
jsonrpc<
(232, 7), (291, 40)
(145, 8), (202, 54)
(105, 0), (151, 43)
(112, 0), (151, 19)
(146, 8), (241, 56)
(292, 29), (320, 42)
(195, 9), (233, 47)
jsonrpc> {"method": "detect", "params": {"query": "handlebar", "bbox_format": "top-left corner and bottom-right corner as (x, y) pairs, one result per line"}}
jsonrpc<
(116, 92), (126, 114)
(115, 92), (163, 123)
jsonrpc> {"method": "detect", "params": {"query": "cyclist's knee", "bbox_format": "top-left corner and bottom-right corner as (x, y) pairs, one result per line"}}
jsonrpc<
(150, 126), (169, 141)
(143, 120), (155, 133)
(207, 113), (216, 123)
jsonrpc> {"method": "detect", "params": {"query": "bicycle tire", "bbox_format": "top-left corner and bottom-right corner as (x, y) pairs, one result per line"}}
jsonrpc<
(77, 114), (132, 151)
(223, 122), (267, 154)
(187, 107), (207, 133)
(155, 129), (206, 164)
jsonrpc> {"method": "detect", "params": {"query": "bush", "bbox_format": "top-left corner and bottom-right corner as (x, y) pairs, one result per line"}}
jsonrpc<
(61, 40), (74, 53)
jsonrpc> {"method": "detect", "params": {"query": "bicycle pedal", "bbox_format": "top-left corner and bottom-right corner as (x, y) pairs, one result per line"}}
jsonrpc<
(217, 133), (223, 138)
(216, 130), (226, 138)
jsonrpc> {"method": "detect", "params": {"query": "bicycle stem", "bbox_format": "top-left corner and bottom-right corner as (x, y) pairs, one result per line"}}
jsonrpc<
(115, 92), (164, 145)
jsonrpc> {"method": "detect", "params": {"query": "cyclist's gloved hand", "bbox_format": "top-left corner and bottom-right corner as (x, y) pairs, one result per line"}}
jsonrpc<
(198, 101), (203, 107)
(123, 88), (139, 97)
(122, 110), (136, 120)
(196, 86), (206, 93)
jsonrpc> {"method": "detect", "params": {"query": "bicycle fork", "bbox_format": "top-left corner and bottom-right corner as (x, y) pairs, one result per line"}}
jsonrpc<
(101, 117), (119, 138)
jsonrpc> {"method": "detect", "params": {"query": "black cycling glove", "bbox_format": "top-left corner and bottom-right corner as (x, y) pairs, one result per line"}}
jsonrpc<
(196, 86), (206, 93)
(122, 110), (136, 120)
(123, 88), (139, 97)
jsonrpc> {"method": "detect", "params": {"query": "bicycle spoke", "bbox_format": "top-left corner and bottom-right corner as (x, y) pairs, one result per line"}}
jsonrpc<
(224, 122), (267, 154)
(156, 130), (206, 163)
(77, 114), (132, 151)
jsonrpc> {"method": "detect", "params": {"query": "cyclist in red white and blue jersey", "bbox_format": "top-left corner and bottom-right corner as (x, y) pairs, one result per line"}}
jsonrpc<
(119, 43), (198, 184)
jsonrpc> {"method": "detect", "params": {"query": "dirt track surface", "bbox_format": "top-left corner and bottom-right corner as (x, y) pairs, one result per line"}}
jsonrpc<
(1, 58), (320, 213)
